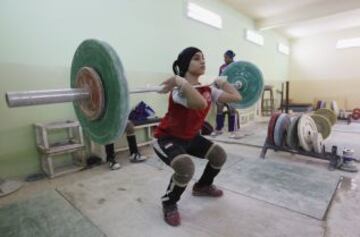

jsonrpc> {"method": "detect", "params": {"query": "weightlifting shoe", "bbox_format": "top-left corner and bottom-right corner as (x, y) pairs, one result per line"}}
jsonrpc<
(162, 204), (180, 226)
(192, 183), (223, 197)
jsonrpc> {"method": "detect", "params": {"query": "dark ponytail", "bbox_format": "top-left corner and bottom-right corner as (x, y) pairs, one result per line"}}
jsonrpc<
(172, 60), (179, 76)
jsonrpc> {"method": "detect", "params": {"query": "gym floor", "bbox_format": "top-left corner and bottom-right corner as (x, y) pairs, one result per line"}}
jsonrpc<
(1, 119), (359, 237)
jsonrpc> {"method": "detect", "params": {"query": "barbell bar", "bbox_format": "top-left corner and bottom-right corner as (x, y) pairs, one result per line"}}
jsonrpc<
(6, 80), (242, 108)
(4, 39), (264, 144)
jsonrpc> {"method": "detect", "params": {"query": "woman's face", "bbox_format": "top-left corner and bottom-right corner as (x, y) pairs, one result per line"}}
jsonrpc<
(187, 52), (206, 76)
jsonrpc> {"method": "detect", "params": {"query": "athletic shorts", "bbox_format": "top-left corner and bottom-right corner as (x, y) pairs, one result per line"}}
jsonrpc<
(152, 134), (213, 165)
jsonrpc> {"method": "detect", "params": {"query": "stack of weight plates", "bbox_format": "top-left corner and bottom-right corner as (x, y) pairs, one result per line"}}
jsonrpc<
(267, 112), (326, 154)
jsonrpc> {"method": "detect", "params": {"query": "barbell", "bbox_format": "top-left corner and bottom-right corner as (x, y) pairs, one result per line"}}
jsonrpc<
(5, 39), (264, 144)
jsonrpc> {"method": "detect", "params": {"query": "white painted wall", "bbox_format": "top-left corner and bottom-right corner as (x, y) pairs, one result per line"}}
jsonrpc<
(289, 27), (360, 109)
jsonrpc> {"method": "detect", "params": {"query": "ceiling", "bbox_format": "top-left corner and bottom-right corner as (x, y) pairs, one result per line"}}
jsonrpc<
(222, 0), (360, 39)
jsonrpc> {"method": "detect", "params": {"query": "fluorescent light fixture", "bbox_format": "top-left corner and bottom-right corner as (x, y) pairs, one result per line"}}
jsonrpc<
(278, 43), (290, 55)
(336, 37), (360, 49)
(187, 2), (222, 29)
(245, 30), (264, 46)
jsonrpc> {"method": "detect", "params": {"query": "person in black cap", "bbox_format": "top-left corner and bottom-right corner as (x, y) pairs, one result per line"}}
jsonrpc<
(152, 47), (241, 226)
(212, 50), (240, 138)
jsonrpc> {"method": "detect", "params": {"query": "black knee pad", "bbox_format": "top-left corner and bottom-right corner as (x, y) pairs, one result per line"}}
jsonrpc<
(205, 144), (227, 169)
(170, 155), (195, 186)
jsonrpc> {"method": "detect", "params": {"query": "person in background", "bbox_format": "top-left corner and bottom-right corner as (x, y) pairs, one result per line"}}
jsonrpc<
(105, 120), (147, 170)
(212, 50), (240, 138)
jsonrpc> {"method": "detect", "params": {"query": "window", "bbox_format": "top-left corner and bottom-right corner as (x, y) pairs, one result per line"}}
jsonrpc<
(245, 30), (264, 46)
(336, 37), (360, 49)
(187, 2), (222, 29)
(278, 43), (290, 55)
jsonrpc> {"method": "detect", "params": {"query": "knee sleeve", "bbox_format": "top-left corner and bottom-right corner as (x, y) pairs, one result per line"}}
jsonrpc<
(205, 144), (227, 169)
(170, 155), (195, 186)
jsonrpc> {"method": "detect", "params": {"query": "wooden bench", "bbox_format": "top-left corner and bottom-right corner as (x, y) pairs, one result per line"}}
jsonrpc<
(115, 118), (161, 152)
(90, 117), (161, 161)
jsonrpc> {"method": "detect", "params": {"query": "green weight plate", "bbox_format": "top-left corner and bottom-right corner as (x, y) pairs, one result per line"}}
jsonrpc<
(298, 114), (318, 152)
(314, 108), (337, 125)
(286, 115), (300, 149)
(221, 61), (264, 109)
(71, 39), (130, 144)
(310, 114), (332, 139)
